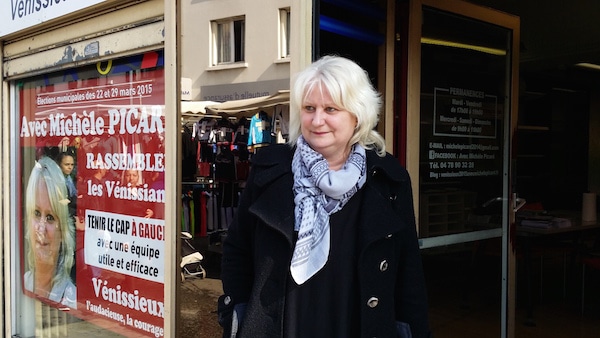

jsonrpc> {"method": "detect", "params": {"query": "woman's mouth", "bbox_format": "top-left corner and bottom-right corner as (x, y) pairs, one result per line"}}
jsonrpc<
(35, 232), (49, 247)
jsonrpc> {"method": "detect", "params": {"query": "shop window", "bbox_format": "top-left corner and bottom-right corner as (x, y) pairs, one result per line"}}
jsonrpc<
(12, 51), (166, 337)
(279, 8), (291, 59)
(211, 16), (245, 65)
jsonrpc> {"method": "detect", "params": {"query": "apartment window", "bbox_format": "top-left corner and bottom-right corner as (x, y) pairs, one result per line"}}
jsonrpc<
(211, 16), (245, 65)
(279, 8), (291, 59)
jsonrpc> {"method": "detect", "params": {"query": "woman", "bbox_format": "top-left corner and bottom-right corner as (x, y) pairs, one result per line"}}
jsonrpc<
(122, 169), (154, 218)
(24, 156), (77, 309)
(219, 56), (431, 337)
(124, 168), (142, 187)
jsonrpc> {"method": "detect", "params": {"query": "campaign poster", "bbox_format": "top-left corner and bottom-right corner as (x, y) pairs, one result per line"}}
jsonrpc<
(19, 51), (167, 337)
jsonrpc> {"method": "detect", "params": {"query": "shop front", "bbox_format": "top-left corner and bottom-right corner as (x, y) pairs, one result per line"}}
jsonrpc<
(1, 1), (529, 337)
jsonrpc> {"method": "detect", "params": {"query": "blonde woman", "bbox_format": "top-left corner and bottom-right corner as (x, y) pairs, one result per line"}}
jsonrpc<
(219, 56), (430, 337)
(24, 156), (76, 308)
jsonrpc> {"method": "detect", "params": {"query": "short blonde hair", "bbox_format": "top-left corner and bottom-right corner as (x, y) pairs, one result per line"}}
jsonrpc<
(288, 55), (386, 156)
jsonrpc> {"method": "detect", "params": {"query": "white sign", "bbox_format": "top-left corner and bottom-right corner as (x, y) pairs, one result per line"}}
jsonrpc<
(181, 77), (192, 101)
(84, 210), (165, 283)
(1, 0), (106, 38)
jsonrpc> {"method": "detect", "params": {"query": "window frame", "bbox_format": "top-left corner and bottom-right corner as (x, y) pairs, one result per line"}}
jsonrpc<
(210, 16), (246, 66)
(278, 8), (291, 60)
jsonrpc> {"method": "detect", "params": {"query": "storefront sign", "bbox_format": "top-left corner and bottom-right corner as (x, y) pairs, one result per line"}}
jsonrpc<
(433, 87), (497, 139)
(19, 52), (165, 337)
(423, 86), (501, 181)
(201, 78), (289, 102)
(1, 0), (106, 37)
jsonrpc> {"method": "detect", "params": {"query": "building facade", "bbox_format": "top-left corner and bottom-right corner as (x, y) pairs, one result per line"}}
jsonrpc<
(181, 0), (292, 102)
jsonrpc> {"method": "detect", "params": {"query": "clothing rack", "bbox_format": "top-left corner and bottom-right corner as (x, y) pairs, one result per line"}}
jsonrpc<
(179, 108), (288, 240)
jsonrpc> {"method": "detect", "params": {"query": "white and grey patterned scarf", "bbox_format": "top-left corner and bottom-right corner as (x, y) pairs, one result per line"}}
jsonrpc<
(290, 136), (366, 284)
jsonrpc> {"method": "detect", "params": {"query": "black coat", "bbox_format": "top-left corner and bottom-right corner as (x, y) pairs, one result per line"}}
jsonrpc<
(219, 144), (431, 338)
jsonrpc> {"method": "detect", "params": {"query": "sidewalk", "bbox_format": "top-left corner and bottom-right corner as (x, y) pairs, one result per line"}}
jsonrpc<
(181, 277), (223, 337)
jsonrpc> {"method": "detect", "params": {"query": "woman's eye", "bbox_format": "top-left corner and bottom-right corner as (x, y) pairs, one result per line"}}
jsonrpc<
(326, 107), (337, 113)
(45, 214), (56, 224)
(304, 106), (315, 112)
(34, 210), (41, 218)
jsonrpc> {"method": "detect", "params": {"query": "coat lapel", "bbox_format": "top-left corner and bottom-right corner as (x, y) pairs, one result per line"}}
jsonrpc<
(356, 182), (404, 248)
(357, 151), (410, 248)
(248, 146), (296, 246)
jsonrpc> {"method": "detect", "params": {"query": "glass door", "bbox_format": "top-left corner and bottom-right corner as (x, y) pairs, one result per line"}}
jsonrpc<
(401, 1), (520, 337)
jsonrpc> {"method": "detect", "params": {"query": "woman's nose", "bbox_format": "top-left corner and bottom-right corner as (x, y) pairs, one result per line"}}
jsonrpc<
(312, 110), (325, 125)
(35, 219), (47, 232)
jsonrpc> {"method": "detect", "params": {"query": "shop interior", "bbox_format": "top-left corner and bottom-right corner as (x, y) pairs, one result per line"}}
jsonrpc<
(421, 1), (600, 337)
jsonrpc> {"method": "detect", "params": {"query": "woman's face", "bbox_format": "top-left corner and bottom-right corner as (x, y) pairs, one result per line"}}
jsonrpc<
(300, 86), (357, 169)
(125, 170), (139, 186)
(59, 155), (75, 176)
(30, 180), (62, 268)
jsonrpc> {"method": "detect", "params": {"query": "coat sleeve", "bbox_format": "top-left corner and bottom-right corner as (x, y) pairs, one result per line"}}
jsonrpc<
(218, 161), (260, 334)
(218, 144), (294, 337)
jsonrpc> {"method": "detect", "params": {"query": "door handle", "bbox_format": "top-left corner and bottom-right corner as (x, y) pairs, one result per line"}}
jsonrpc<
(514, 197), (526, 213)
(481, 196), (526, 213)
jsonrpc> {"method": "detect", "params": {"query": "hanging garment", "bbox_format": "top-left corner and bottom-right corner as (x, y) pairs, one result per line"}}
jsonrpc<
(247, 111), (272, 148)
